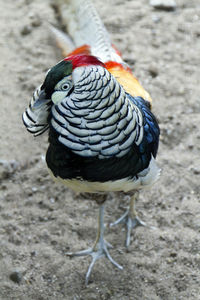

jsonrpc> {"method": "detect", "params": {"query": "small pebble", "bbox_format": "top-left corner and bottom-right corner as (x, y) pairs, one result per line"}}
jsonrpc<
(9, 271), (22, 284)
(148, 64), (159, 78)
(30, 250), (37, 257)
(32, 186), (38, 192)
(152, 15), (161, 23)
(0, 159), (19, 179)
(150, 0), (177, 11)
(190, 167), (200, 175)
(20, 25), (32, 35)
(188, 144), (194, 150)
(31, 16), (41, 27)
(28, 12), (41, 27)
(170, 252), (177, 257)
(50, 197), (55, 203)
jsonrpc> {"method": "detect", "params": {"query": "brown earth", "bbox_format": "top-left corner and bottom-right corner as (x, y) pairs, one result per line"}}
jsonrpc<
(0, 0), (200, 299)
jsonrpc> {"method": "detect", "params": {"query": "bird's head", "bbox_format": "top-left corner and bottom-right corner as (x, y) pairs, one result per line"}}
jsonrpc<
(23, 55), (105, 135)
(35, 55), (105, 107)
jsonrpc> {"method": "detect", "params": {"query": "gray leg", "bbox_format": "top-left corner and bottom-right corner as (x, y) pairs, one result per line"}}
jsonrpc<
(110, 192), (153, 247)
(66, 204), (123, 285)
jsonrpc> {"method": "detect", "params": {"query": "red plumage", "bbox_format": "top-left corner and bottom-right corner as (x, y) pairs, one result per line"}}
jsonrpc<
(64, 54), (105, 69)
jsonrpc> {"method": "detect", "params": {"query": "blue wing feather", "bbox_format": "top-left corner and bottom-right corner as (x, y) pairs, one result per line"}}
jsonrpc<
(127, 95), (160, 158)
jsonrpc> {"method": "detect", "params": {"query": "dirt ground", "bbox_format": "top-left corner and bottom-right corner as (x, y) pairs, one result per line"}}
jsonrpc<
(0, 0), (200, 299)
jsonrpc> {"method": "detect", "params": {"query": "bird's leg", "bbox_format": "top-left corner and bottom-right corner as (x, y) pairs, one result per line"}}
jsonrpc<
(110, 192), (151, 247)
(66, 203), (123, 285)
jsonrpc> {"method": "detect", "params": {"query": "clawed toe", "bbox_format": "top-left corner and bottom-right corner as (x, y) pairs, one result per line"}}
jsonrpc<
(66, 239), (123, 285)
(110, 209), (154, 247)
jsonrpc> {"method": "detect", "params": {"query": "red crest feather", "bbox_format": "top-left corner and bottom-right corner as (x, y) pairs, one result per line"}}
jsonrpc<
(64, 55), (105, 69)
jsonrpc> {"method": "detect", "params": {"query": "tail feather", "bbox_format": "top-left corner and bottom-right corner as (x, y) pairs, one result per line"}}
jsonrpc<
(53, 0), (122, 63)
(52, 0), (152, 104)
(49, 25), (75, 57)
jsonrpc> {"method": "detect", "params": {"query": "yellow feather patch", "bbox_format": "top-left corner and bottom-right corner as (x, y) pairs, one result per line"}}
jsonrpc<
(107, 64), (152, 106)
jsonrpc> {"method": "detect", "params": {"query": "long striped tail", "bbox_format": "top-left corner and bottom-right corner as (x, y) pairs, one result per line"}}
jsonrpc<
(52, 0), (123, 64)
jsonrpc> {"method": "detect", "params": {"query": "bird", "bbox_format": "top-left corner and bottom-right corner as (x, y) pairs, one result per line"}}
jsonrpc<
(22, 0), (160, 285)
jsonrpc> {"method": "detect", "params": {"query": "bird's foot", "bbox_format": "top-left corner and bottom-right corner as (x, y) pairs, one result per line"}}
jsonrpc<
(66, 239), (123, 285)
(110, 210), (154, 247)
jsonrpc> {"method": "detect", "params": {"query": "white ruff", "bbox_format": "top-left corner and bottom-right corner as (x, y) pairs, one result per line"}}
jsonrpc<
(48, 157), (160, 194)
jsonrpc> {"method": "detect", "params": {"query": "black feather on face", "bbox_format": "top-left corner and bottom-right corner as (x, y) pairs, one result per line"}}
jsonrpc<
(41, 60), (73, 97)
(22, 60), (73, 137)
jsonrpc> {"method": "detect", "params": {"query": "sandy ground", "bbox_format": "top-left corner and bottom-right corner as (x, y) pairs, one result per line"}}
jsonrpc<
(0, 0), (200, 299)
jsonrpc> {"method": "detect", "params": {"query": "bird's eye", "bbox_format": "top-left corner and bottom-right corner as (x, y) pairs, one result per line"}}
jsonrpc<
(61, 82), (71, 91)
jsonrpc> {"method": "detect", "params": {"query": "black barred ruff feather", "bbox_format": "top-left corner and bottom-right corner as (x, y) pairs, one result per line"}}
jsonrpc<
(22, 85), (51, 136)
(44, 64), (159, 188)
(50, 66), (144, 159)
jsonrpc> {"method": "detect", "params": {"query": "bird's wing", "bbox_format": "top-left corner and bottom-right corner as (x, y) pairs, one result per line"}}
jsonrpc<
(52, 0), (152, 104)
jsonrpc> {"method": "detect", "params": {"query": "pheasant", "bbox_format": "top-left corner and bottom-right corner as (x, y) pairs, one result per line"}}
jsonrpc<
(22, 0), (160, 284)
